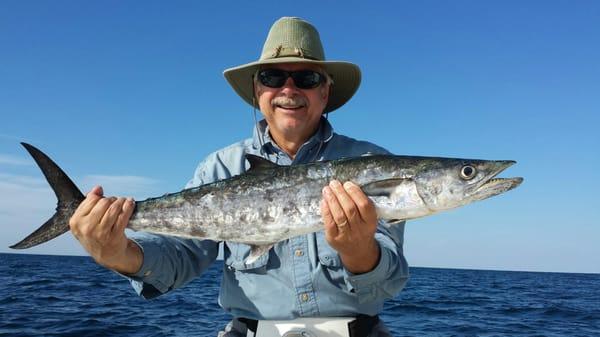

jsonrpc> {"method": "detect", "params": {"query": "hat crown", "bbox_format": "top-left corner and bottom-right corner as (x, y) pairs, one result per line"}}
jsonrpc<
(260, 17), (326, 61)
(223, 17), (361, 114)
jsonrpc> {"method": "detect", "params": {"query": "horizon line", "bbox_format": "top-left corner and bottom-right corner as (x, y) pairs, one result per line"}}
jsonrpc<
(2, 251), (598, 276)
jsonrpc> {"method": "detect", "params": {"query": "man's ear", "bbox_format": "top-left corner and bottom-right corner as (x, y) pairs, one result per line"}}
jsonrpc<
(253, 80), (262, 103)
(321, 83), (331, 101)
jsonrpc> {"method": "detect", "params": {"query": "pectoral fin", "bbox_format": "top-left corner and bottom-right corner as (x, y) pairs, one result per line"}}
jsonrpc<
(361, 178), (407, 197)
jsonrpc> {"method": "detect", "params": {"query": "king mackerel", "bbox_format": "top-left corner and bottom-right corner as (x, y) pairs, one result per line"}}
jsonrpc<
(11, 143), (522, 264)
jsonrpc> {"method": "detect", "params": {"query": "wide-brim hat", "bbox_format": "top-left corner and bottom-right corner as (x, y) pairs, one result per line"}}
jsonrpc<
(223, 17), (361, 114)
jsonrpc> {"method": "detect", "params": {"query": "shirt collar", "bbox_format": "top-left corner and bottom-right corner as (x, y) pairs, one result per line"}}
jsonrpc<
(251, 117), (334, 152)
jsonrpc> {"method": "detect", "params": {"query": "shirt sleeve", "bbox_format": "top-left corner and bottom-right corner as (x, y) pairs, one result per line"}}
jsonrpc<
(121, 151), (234, 299)
(343, 221), (410, 303)
(126, 233), (219, 299)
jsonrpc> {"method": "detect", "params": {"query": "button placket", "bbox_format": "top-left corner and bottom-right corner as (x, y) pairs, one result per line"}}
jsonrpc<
(290, 236), (318, 315)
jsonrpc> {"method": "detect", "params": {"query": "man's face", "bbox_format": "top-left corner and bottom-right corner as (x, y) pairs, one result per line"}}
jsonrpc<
(254, 63), (330, 144)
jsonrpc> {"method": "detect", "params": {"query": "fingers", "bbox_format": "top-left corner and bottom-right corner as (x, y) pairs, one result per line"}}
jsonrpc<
(342, 181), (377, 225)
(70, 187), (132, 242)
(321, 198), (339, 238)
(88, 196), (117, 227)
(90, 185), (104, 197)
(323, 186), (348, 231)
(321, 180), (380, 273)
(74, 186), (105, 218)
(114, 198), (135, 234)
(324, 180), (364, 226)
(98, 197), (126, 237)
(322, 180), (378, 236)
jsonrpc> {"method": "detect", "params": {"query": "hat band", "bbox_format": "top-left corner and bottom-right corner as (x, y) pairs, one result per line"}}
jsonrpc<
(263, 46), (323, 61)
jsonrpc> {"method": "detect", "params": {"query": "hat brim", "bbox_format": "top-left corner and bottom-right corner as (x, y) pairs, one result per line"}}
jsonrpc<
(223, 57), (361, 113)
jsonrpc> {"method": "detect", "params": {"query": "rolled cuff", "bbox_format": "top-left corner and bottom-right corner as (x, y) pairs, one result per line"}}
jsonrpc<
(343, 232), (409, 303)
(128, 235), (173, 293)
(111, 234), (173, 298)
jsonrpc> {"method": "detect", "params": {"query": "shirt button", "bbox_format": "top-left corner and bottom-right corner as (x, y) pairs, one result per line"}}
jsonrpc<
(301, 293), (309, 302)
(143, 270), (152, 277)
(295, 249), (304, 257)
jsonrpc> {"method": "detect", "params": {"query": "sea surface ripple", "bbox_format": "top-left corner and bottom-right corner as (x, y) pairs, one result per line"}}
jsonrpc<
(1, 253), (599, 336)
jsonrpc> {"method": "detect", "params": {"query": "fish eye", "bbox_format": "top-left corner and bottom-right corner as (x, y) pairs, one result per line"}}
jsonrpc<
(460, 165), (477, 180)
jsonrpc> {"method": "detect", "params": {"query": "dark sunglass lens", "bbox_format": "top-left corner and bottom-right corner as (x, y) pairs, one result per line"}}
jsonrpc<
(258, 69), (287, 88)
(258, 69), (324, 89)
(292, 71), (323, 89)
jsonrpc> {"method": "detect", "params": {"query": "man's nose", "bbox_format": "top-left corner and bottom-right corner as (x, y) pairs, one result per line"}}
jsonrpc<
(280, 76), (299, 92)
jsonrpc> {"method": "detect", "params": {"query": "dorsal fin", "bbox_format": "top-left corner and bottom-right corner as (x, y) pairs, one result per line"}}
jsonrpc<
(245, 154), (278, 171)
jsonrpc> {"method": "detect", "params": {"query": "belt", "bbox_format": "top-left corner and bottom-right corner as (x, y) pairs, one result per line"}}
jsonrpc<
(238, 315), (380, 337)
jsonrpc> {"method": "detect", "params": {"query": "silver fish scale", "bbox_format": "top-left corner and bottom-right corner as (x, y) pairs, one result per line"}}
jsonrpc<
(127, 162), (336, 245)
(124, 155), (522, 245)
(126, 156), (421, 244)
(12, 144), (522, 251)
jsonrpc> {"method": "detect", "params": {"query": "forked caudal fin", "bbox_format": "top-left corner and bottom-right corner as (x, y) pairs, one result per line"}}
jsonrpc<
(10, 143), (85, 249)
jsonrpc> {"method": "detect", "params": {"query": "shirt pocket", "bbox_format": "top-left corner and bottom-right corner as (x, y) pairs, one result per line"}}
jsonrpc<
(224, 241), (269, 274)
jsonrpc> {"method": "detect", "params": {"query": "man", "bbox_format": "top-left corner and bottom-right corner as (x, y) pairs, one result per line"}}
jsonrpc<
(69, 17), (409, 336)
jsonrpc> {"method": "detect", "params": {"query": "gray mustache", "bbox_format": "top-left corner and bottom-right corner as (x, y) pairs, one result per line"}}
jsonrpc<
(271, 96), (307, 107)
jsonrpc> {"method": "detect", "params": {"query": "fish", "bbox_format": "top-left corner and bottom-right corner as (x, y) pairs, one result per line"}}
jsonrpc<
(10, 143), (523, 263)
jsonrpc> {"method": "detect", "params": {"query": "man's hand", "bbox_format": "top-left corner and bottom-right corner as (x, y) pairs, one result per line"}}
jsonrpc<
(69, 186), (142, 275)
(321, 180), (380, 274)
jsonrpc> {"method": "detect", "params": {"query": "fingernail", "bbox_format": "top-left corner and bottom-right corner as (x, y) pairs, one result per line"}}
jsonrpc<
(329, 180), (341, 188)
(343, 181), (355, 189)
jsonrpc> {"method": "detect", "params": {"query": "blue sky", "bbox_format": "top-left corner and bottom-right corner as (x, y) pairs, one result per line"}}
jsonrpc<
(1, 1), (598, 273)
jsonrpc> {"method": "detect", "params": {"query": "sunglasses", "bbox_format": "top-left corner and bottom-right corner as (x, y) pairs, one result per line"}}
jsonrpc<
(257, 69), (327, 89)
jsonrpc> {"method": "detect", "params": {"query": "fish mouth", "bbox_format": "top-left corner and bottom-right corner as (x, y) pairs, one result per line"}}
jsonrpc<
(470, 161), (523, 201)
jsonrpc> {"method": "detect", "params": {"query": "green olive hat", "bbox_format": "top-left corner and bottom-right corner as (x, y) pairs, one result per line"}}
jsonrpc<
(223, 17), (361, 113)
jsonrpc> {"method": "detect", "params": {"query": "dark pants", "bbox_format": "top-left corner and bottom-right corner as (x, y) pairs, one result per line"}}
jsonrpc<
(217, 317), (393, 337)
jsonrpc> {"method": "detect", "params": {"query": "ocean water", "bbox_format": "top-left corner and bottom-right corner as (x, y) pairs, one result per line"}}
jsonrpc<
(1, 253), (599, 337)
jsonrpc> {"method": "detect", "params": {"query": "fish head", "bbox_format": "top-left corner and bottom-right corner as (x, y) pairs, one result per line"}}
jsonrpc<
(413, 159), (523, 212)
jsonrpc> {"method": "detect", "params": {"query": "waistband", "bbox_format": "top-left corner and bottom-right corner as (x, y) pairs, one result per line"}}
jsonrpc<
(238, 315), (380, 337)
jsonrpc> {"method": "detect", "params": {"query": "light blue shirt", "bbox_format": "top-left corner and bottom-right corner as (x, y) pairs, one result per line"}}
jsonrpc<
(126, 118), (410, 320)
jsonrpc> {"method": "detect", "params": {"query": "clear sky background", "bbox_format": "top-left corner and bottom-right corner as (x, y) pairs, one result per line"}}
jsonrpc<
(1, 1), (598, 273)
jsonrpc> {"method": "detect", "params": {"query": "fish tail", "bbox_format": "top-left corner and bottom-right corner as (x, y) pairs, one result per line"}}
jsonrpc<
(10, 143), (85, 249)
